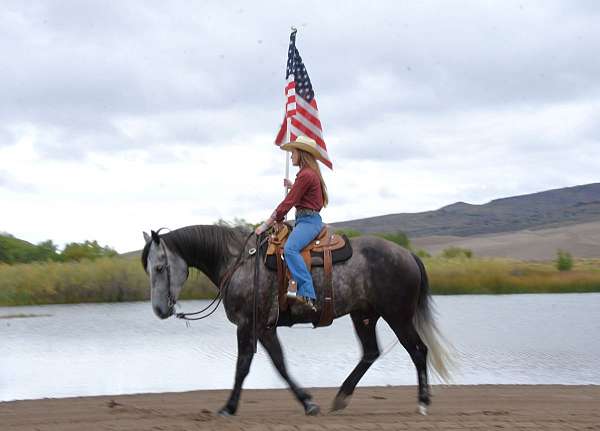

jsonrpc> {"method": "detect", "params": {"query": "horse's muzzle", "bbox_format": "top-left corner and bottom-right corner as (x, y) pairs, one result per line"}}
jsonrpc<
(153, 305), (174, 320)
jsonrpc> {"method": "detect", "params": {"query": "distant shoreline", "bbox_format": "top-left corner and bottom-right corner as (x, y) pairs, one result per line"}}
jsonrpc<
(1, 256), (599, 306)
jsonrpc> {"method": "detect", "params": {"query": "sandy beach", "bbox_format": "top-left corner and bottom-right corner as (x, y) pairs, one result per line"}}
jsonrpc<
(1, 385), (599, 430)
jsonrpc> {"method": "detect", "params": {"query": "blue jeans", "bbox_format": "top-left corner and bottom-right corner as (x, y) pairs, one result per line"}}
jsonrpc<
(283, 213), (323, 300)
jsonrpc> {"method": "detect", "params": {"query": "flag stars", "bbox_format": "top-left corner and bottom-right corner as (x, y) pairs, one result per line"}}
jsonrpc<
(284, 38), (314, 101)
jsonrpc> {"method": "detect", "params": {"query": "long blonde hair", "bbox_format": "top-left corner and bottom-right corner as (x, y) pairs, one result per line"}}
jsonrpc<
(298, 150), (329, 207)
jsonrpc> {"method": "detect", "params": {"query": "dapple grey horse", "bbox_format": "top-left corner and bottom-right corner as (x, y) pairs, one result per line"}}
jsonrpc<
(142, 225), (452, 417)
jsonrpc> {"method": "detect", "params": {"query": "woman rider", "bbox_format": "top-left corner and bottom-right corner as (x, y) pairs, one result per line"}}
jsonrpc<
(255, 136), (329, 310)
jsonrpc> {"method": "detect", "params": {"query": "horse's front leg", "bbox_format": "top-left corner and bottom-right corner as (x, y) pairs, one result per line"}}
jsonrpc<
(260, 328), (320, 415)
(219, 324), (255, 416)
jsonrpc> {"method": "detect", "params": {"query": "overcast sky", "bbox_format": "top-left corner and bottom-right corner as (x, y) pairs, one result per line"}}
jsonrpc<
(1, 0), (599, 252)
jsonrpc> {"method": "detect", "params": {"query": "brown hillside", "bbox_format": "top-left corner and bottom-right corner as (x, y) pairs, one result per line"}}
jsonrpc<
(412, 220), (600, 260)
(331, 183), (600, 237)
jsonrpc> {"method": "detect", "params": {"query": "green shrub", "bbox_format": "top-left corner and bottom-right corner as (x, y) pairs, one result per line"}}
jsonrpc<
(441, 246), (473, 259)
(0, 235), (61, 263)
(214, 218), (256, 230)
(416, 249), (431, 258)
(61, 240), (117, 262)
(373, 231), (411, 249)
(1, 234), (119, 264)
(334, 228), (362, 238)
(556, 250), (573, 271)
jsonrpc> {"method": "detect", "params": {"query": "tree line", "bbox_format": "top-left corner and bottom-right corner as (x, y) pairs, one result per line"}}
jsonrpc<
(0, 233), (117, 264)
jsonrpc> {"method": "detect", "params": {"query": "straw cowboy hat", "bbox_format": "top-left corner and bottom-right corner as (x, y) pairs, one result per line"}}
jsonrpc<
(281, 136), (328, 165)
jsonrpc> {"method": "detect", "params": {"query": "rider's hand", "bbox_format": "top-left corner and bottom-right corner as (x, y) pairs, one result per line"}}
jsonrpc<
(254, 223), (267, 235)
(255, 217), (274, 235)
(283, 178), (293, 189)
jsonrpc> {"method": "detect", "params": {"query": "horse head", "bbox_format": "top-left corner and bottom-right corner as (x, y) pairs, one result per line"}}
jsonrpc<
(142, 230), (189, 319)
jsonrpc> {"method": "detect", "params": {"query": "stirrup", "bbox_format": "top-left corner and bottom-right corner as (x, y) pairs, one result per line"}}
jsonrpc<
(286, 279), (297, 298)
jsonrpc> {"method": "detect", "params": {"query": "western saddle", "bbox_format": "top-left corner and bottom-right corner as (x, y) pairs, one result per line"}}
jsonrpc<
(265, 223), (349, 327)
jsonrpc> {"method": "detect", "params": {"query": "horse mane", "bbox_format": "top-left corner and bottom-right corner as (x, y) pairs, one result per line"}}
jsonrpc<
(141, 225), (249, 277)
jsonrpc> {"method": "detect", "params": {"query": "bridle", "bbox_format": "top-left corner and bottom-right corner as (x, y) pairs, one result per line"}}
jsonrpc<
(157, 239), (176, 312)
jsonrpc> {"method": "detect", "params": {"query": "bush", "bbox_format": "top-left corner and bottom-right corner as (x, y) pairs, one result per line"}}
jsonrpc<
(441, 247), (473, 259)
(334, 228), (362, 238)
(61, 240), (117, 262)
(416, 249), (431, 258)
(373, 231), (411, 249)
(214, 218), (256, 230)
(556, 250), (573, 271)
(1, 234), (119, 264)
(0, 234), (61, 263)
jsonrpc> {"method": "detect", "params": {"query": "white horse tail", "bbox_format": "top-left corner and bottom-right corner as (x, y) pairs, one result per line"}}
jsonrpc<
(411, 253), (457, 383)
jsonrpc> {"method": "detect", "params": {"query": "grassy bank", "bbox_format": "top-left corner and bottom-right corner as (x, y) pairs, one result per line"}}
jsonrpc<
(1, 256), (599, 306)
(425, 257), (600, 294)
(0, 257), (215, 306)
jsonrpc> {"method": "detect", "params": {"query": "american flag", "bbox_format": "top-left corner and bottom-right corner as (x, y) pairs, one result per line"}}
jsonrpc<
(275, 29), (332, 169)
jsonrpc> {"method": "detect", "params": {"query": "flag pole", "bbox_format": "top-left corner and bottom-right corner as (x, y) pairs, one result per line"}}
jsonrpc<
(283, 79), (291, 221)
(284, 114), (290, 199)
(283, 26), (297, 220)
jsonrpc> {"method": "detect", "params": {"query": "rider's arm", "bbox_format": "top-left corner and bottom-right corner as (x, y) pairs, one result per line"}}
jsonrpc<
(272, 171), (311, 222)
(255, 170), (313, 235)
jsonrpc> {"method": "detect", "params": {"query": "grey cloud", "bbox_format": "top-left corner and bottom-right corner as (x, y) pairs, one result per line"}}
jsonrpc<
(2, 0), (600, 166)
(0, 127), (13, 148)
(303, 2), (600, 114)
(581, 115), (600, 142)
(378, 186), (401, 200)
(0, 171), (37, 193)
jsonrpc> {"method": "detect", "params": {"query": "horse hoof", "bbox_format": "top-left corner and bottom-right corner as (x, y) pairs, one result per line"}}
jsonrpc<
(305, 402), (321, 416)
(417, 403), (428, 416)
(331, 394), (350, 412)
(217, 408), (234, 417)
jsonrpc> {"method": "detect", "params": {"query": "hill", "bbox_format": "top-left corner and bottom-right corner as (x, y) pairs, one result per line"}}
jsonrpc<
(0, 234), (57, 263)
(412, 220), (600, 260)
(331, 183), (600, 237)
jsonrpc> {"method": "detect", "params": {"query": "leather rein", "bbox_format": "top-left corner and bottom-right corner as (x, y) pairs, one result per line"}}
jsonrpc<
(165, 231), (265, 321)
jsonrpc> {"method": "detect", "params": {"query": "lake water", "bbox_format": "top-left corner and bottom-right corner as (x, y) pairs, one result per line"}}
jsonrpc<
(1, 293), (599, 401)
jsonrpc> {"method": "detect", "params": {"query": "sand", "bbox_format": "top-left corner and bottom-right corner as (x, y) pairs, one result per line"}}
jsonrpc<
(1, 385), (599, 430)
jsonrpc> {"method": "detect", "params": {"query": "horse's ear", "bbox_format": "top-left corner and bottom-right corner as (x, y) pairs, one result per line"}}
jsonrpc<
(143, 231), (151, 243)
(151, 230), (160, 243)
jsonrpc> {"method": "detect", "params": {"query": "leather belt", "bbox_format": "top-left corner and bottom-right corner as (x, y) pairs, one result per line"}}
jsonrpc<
(295, 208), (320, 219)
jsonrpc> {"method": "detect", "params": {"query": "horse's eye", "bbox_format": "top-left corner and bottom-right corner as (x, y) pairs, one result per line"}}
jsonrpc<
(155, 265), (164, 273)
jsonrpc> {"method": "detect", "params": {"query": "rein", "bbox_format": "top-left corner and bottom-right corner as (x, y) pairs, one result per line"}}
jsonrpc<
(174, 231), (267, 322)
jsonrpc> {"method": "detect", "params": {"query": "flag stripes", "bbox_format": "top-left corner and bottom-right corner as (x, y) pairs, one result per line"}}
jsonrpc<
(275, 30), (332, 170)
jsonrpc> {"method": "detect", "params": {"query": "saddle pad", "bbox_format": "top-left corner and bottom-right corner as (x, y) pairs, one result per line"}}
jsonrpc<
(262, 233), (353, 271)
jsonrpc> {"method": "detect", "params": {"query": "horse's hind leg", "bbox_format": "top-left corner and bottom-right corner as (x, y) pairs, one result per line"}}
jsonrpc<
(259, 328), (320, 416)
(331, 313), (380, 412)
(385, 317), (430, 414)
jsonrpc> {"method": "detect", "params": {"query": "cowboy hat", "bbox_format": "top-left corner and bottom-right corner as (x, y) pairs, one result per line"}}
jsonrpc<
(281, 136), (328, 165)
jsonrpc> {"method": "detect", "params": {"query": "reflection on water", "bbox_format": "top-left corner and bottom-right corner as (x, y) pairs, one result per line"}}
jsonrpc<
(1, 293), (599, 401)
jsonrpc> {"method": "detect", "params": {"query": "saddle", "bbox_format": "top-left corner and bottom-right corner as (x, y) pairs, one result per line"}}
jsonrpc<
(263, 223), (353, 327)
